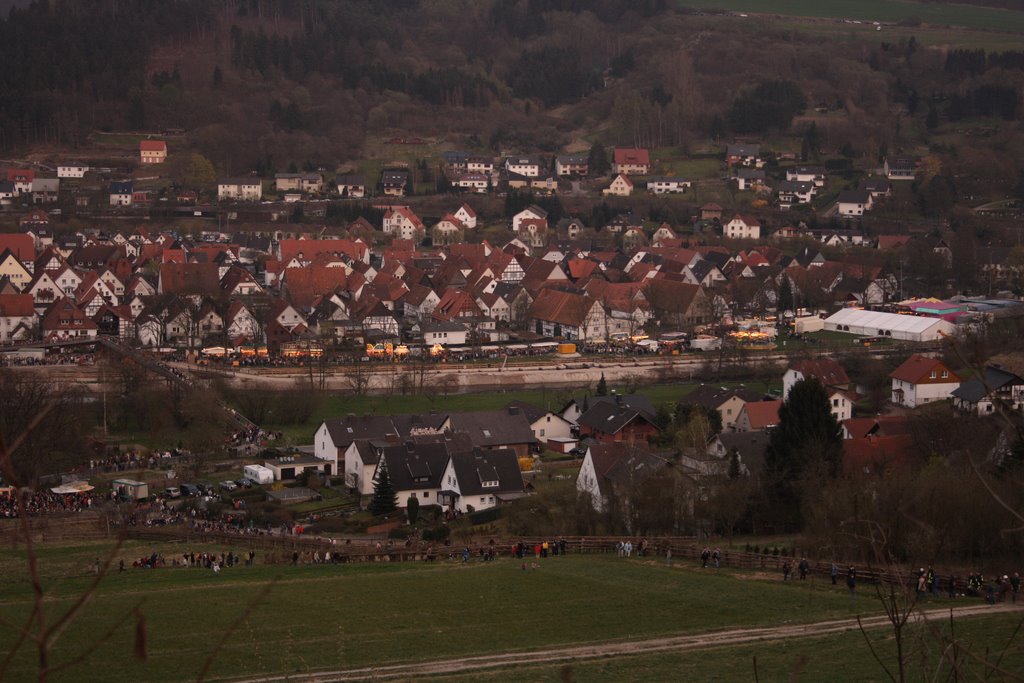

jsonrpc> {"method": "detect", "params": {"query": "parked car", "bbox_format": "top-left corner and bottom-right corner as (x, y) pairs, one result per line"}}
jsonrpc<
(163, 486), (181, 499)
(235, 477), (254, 488)
(180, 484), (200, 497)
(219, 480), (237, 492)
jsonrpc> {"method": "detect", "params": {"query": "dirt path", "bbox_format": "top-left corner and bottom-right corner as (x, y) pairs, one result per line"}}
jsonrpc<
(230, 603), (1022, 682)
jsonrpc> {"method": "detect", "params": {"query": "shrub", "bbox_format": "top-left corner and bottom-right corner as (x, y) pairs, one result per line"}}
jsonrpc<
(388, 526), (410, 540)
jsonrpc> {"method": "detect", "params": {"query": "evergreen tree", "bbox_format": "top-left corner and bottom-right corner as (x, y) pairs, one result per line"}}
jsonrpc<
(727, 449), (742, 480)
(588, 142), (610, 176)
(596, 373), (608, 396)
(763, 378), (842, 524)
(369, 461), (398, 516)
(778, 275), (793, 316)
(406, 494), (420, 525)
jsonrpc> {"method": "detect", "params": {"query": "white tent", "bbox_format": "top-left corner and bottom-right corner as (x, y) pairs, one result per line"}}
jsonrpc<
(824, 308), (955, 342)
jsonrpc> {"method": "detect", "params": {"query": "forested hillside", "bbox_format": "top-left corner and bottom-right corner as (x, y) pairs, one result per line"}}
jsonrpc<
(2, 0), (1024, 188)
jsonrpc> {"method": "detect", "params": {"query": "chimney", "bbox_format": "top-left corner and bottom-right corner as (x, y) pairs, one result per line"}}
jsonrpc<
(508, 406), (519, 416)
(615, 394), (624, 407)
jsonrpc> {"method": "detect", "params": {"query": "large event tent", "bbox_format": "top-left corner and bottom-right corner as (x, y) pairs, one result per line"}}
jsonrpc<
(824, 308), (956, 342)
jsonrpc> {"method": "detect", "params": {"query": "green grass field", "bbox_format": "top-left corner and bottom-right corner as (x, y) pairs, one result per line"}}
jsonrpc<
(677, 0), (1024, 33)
(1, 540), (1018, 682)
(424, 612), (1024, 682)
(267, 378), (780, 442)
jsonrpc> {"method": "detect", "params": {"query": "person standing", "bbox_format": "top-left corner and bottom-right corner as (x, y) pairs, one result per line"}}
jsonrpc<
(831, 562), (838, 585)
(712, 548), (721, 569)
(798, 557), (809, 580)
(847, 566), (857, 600)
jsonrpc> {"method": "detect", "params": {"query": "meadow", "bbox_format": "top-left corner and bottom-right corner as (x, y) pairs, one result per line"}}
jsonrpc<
(677, 0), (1024, 33)
(0, 538), (930, 682)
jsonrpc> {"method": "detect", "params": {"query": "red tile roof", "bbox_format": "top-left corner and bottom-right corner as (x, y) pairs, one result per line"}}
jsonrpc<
(612, 148), (650, 166)
(889, 354), (959, 384)
(741, 400), (781, 430)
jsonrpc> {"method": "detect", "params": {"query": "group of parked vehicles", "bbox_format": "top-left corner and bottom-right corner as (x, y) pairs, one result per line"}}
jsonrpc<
(163, 478), (256, 499)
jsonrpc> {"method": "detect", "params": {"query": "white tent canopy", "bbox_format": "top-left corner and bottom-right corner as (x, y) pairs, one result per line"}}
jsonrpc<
(824, 308), (955, 342)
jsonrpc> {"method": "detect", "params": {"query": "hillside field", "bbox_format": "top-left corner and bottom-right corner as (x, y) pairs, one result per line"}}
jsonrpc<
(0, 540), (1020, 681)
(677, 0), (1024, 33)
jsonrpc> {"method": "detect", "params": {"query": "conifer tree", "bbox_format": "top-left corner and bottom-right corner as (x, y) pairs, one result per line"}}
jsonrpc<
(369, 461), (397, 516)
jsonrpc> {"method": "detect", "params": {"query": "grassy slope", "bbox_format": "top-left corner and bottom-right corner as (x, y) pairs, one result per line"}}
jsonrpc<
(677, 0), (1024, 33)
(1, 543), (900, 682)
(426, 612), (1024, 682)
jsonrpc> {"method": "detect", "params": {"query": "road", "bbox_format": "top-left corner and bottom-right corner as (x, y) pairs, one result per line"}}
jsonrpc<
(230, 602), (1022, 682)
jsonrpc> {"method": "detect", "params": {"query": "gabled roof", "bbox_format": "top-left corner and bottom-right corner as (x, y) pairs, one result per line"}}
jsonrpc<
(612, 148), (650, 166)
(379, 442), (451, 492)
(788, 358), (850, 388)
(889, 354), (958, 384)
(951, 366), (1024, 403)
(448, 448), (524, 497)
(577, 400), (658, 436)
(843, 435), (917, 476)
(683, 385), (765, 410)
(527, 288), (595, 327)
(0, 293), (35, 317)
(0, 233), (36, 262)
(713, 431), (769, 476)
(585, 443), (671, 498)
(447, 408), (537, 448)
(159, 262), (221, 296)
(740, 399), (781, 430)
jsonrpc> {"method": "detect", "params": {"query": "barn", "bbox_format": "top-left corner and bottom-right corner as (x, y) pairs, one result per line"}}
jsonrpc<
(823, 308), (955, 342)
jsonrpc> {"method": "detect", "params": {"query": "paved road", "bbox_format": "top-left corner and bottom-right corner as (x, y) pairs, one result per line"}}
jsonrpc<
(230, 602), (1022, 682)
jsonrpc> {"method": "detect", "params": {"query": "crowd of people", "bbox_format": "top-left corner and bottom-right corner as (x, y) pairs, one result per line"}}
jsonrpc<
(0, 490), (93, 517)
(0, 353), (95, 367)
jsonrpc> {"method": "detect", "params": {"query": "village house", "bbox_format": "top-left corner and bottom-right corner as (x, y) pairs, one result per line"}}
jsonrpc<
(217, 178), (263, 201)
(576, 395), (660, 444)
(726, 143), (762, 168)
(505, 400), (573, 445)
(373, 441), (451, 509)
(555, 154), (589, 177)
(381, 169), (409, 196)
(57, 162), (88, 178)
(722, 215), (762, 240)
(453, 173), (489, 193)
(383, 206), (426, 242)
(647, 177), (690, 194)
(275, 173), (323, 193)
(576, 442), (682, 516)
(889, 354), (960, 408)
(734, 168), (766, 192)
(837, 190), (873, 217)
(335, 174), (366, 198)
(734, 399), (782, 433)
(884, 156), (918, 180)
(438, 448), (525, 513)
(504, 156), (542, 177)
(603, 174), (633, 197)
(611, 148), (650, 175)
(109, 181), (133, 207)
(0, 293), (37, 342)
(951, 366), (1024, 416)
(139, 140), (167, 164)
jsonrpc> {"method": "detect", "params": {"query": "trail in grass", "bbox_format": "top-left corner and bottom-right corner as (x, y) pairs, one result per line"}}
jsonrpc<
(227, 603), (1024, 683)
